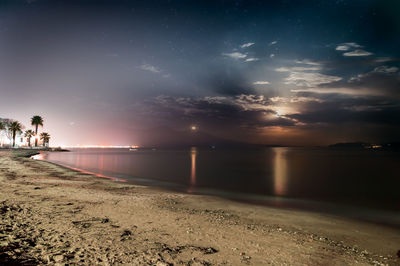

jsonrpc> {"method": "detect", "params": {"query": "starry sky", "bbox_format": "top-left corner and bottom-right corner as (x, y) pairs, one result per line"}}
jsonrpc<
(1, 0), (400, 147)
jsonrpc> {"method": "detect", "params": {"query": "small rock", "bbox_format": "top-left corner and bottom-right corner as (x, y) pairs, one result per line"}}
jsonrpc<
(14, 248), (22, 253)
(156, 261), (169, 266)
(82, 223), (91, 228)
(121, 230), (132, 237)
(64, 253), (75, 260)
(0, 241), (9, 247)
(54, 254), (64, 262)
(204, 247), (217, 254)
(361, 250), (369, 256)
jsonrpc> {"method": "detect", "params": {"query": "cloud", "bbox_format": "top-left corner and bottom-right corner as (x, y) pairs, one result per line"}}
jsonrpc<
(284, 72), (342, 87)
(286, 99), (400, 126)
(275, 66), (321, 72)
(222, 52), (247, 59)
(147, 94), (297, 130)
(268, 96), (324, 104)
(253, 81), (270, 85)
(140, 86), (400, 144)
(294, 59), (321, 66)
(245, 57), (259, 62)
(277, 59), (342, 90)
(335, 45), (349, 51)
(275, 67), (290, 72)
(139, 64), (161, 73)
(290, 62), (400, 99)
(269, 41), (278, 46)
(334, 42), (373, 57)
(343, 49), (373, 57)
(240, 42), (255, 48)
(345, 66), (400, 98)
(235, 94), (271, 111)
(139, 63), (171, 78)
(202, 96), (228, 104)
(349, 65), (399, 83)
(373, 65), (399, 73)
(291, 87), (381, 96)
(374, 57), (396, 63)
(335, 42), (362, 51)
(289, 97), (325, 103)
(269, 96), (285, 102)
(270, 54), (275, 58)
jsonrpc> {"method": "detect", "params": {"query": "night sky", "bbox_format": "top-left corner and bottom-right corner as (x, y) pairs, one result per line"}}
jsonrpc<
(1, 0), (400, 147)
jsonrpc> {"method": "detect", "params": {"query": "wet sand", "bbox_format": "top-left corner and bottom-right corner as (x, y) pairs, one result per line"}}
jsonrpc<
(0, 150), (399, 265)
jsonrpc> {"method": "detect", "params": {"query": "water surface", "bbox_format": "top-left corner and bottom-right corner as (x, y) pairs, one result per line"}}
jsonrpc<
(37, 147), (400, 224)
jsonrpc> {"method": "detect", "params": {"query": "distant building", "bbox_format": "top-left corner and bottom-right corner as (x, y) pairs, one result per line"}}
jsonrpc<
(0, 132), (42, 148)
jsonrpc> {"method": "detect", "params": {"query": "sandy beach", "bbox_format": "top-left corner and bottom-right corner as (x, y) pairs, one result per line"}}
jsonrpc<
(0, 150), (399, 265)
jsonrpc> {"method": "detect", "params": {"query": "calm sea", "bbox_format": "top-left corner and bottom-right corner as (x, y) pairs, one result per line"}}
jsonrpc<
(36, 147), (400, 225)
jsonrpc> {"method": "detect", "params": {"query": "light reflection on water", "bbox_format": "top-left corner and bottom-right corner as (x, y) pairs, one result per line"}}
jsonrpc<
(187, 147), (197, 193)
(272, 147), (288, 196)
(34, 147), (400, 213)
(31, 153), (45, 160)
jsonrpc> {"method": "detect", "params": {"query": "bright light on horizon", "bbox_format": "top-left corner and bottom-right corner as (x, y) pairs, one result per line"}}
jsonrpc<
(58, 145), (138, 149)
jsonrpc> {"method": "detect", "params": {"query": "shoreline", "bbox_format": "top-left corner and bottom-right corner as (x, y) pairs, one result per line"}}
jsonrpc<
(1, 150), (399, 264)
(32, 154), (128, 183)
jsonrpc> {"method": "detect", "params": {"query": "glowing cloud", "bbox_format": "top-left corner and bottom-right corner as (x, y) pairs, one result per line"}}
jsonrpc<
(240, 42), (255, 48)
(222, 52), (247, 59)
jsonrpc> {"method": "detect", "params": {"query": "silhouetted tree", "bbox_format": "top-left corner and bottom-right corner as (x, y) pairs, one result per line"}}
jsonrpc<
(10, 121), (22, 147)
(24, 130), (35, 148)
(40, 132), (50, 147)
(31, 115), (43, 147)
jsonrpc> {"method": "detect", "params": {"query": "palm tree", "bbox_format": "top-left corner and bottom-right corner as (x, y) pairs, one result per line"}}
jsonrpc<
(10, 121), (22, 147)
(24, 130), (35, 148)
(31, 115), (43, 147)
(40, 132), (50, 147)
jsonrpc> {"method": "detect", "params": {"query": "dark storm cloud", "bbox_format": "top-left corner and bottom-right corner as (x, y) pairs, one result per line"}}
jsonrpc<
(283, 46), (400, 129)
(347, 66), (400, 97)
(294, 64), (400, 98)
(143, 95), (296, 129)
(286, 82), (400, 126)
(288, 100), (400, 126)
